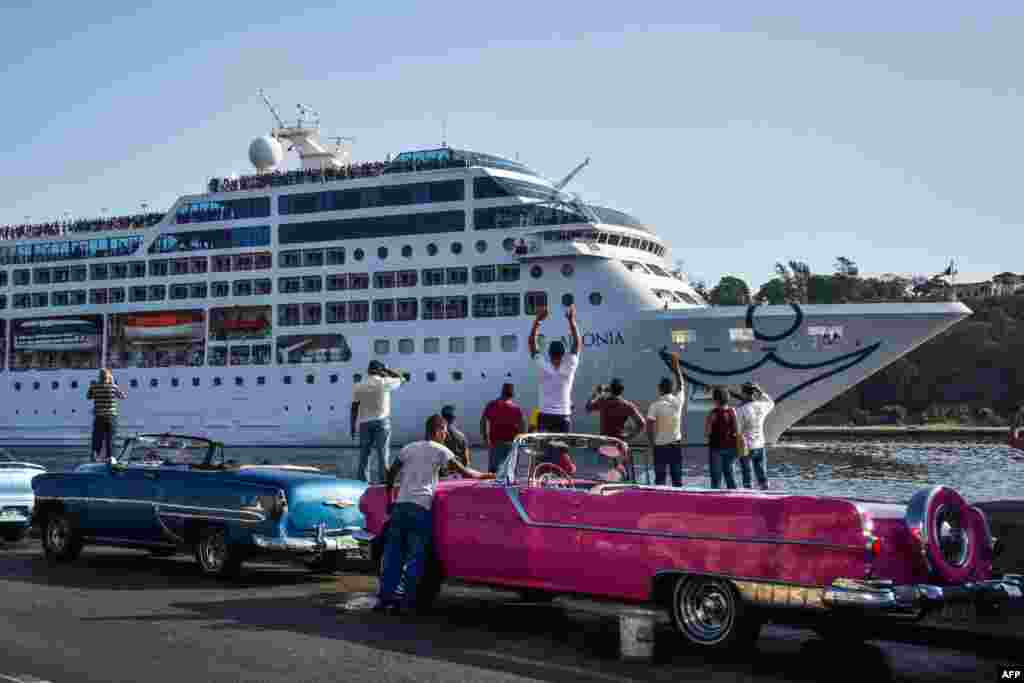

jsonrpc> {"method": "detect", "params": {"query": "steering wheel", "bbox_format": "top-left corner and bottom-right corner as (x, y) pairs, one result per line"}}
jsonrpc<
(531, 463), (572, 488)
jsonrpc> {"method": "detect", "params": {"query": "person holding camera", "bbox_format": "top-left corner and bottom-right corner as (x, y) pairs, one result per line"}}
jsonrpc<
(734, 382), (775, 489)
(86, 368), (127, 463)
(350, 360), (409, 483)
(647, 348), (687, 487)
(586, 378), (646, 441)
(527, 303), (582, 433)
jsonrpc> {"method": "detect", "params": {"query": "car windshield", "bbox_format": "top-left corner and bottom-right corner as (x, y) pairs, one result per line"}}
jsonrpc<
(123, 436), (212, 467)
(506, 434), (632, 485)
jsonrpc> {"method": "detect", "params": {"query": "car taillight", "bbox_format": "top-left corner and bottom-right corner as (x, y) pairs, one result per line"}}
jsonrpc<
(870, 537), (881, 558)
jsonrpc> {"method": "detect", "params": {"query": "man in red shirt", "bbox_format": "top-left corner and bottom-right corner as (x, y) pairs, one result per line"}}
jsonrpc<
(480, 383), (527, 473)
(585, 378), (646, 441)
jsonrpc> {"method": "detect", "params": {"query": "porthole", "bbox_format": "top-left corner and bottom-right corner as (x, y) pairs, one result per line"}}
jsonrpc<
(52, 410), (57, 415)
(33, 381), (40, 391)
(71, 381), (79, 389)
(401, 245), (413, 258)
(306, 374), (315, 385)
(475, 240), (487, 254)
(378, 246), (388, 260)
(562, 293), (574, 307)
(307, 405), (312, 412)
(235, 377), (244, 387)
(452, 370), (463, 381)
(283, 376), (292, 385)
(451, 242), (462, 255)
(589, 292), (603, 306)
(354, 248), (365, 261)
(330, 405), (335, 411)
(330, 374), (339, 384)
(150, 378), (158, 388)
(257, 376), (266, 385)
(530, 265), (543, 279)
(284, 405), (289, 412)
(427, 243), (438, 256)
(171, 378), (180, 387)
(13, 382), (20, 392)
(192, 377), (200, 387)
(561, 263), (574, 277)
(353, 373), (363, 383)
(213, 377), (222, 387)
(71, 409), (76, 414)
(502, 237), (516, 252)
(426, 371), (436, 382)
(129, 379), (138, 389)
(51, 381), (59, 390)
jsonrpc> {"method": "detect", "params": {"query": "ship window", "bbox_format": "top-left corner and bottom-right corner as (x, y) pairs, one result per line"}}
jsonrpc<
(253, 343), (271, 365)
(53, 291), (69, 306)
(130, 262), (147, 278)
(170, 284), (188, 300)
(149, 260), (169, 277)
(349, 300), (370, 322)
(302, 276), (322, 293)
(474, 336), (491, 353)
(13, 382), (20, 391)
(70, 290), (86, 305)
(150, 378), (159, 388)
(561, 293), (574, 307)
(374, 272), (396, 289)
(326, 301), (347, 324)
(279, 277), (300, 294)
(34, 268), (51, 285)
(561, 263), (574, 278)
(90, 264), (108, 280)
(32, 292), (48, 307)
(349, 273), (370, 289)
(398, 338), (414, 354)
(452, 370), (463, 381)
(606, 234), (621, 246)
(280, 250), (301, 268)
(397, 269), (417, 287)
(279, 211), (466, 245)
(0, 271), (7, 286)
(354, 248), (365, 261)
(278, 304), (300, 327)
(589, 292), (603, 306)
(427, 243), (438, 256)
(330, 374), (339, 384)
(498, 293), (520, 316)
(426, 371), (436, 382)
(422, 268), (444, 286)
(148, 285), (166, 301)
(445, 296), (468, 319)
(326, 248), (345, 265)
(373, 299), (396, 322)
(254, 252), (272, 269)
(422, 297), (444, 320)
(597, 233), (608, 244)
(302, 303), (322, 325)
(254, 279), (272, 295)
(501, 335), (518, 352)
(52, 381), (59, 390)
(192, 377), (200, 387)
(171, 378), (179, 388)
(647, 263), (669, 277)
(378, 246), (388, 260)
(109, 287), (126, 303)
(671, 329), (697, 349)
(130, 379), (139, 388)
(13, 269), (29, 286)
(232, 280), (253, 297)
(808, 325), (844, 348)
(175, 197), (270, 223)
(71, 266), (88, 282)
(189, 283), (207, 299)
(451, 242), (463, 255)
(424, 337), (440, 354)
(326, 274), (346, 291)
(213, 377), (222, 387)
(283, 375), (292, 385)
(209, 347), (227, 366)
(211, 281), (229, 298)
(12, 293), (28, 308)
(446, 267), (468, 285)
(303, 249), (324, 267)
(472, 294), (497, 318)
(89, 289), (108, 305)
(475, 240), (487, 254)
(374, 339), (390, 355)
(257, 376), (266, 385)
(530, 265), (543, 279)
(236, 377), (244, 386)
(498, 264), (520, 282)
(172, 259), (189, 276)
(112, 262), (135, 279)
(402, 245), (413, 258)
(473, 204), (587, 231)
(396, 298), (418, 321)
(675, 291), (700, 305)
(503, 237), (516, 252)
(306, 374), (315, 385)
(230, 346), (251, 366)
(472, 265), (496, 284)
(191, 257), (208, 274)
(524, 291), (548, 315)
(449, 337), (466, 354)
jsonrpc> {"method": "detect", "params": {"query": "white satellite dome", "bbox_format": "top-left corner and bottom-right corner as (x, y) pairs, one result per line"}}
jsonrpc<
(248, 136), (284, 172)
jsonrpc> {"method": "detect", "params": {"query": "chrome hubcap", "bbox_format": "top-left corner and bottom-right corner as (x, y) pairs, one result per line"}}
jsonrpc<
(47, 518), (68, 552)
(678, 579), (735, 644)
(935, 505), (969, 567)
(201, 532), (227, 570)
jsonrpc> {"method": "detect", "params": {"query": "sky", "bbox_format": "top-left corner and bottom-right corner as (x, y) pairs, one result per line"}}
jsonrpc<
(1, 2), (1021, 290)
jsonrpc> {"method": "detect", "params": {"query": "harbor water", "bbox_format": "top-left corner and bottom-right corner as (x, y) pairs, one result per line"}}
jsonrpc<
(6, 438), (1023, 504)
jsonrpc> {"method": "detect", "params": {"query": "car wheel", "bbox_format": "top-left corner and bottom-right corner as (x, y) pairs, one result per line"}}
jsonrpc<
(41, 512), (83, 563)
(3, 529), (26, 543)
(194, 527), (243, 578)
(671, 576), (761, 650)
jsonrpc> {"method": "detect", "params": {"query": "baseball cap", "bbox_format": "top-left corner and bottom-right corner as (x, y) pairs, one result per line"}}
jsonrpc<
(441, 405), (456, 420)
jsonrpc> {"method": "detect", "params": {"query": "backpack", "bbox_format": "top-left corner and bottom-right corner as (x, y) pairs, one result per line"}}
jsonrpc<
(710, 407), (738, 447)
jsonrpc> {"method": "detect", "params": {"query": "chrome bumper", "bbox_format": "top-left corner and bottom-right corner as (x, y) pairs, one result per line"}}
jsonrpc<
(251, 524), (364, 554)
(823, 575), (1024, 612)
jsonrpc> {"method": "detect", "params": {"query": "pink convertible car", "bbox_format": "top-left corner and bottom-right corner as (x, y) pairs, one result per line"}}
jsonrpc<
(357, 433), (1022, 650)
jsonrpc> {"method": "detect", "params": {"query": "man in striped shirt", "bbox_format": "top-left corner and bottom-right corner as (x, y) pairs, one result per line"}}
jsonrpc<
(87, 369), (127, 462)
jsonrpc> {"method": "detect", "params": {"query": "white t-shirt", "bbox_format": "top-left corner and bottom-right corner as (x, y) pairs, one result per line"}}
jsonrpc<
(735, 397), (775, 450)
(647, 391), (685, 446)
(352, 375), (403, 424)
(395, 440), (455, 511)
(533, 353), (580, 416)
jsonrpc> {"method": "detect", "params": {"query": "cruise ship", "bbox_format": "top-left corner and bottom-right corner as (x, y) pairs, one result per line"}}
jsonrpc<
(0, 96), (969, 454)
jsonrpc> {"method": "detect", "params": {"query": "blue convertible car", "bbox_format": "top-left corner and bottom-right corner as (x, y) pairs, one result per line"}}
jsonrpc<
(31, 434), (368, 577)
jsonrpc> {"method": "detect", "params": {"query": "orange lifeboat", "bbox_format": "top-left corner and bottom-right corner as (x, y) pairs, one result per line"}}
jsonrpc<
(123, 312), (204, 340)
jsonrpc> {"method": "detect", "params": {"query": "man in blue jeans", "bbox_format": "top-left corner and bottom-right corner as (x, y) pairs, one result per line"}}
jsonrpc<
(734, 382), (775, 489)
(350, 360), (408, 483)
(376, 414), (493, 615)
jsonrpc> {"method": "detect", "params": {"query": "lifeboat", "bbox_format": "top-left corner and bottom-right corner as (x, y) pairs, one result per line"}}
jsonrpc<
(219, 319), (269, 332)
(13, 318), (100, 350)
(123, 312), (204, 340)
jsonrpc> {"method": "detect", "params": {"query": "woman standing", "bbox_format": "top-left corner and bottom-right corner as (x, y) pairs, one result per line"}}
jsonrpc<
(704, 387), (739, 489)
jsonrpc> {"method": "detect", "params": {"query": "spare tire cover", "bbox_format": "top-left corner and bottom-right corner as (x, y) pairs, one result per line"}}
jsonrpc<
(906, 486), (979, 584)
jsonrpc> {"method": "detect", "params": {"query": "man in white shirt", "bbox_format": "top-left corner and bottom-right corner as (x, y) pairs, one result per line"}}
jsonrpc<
(646, 348), (686, 487)
(527, 303), (582, 433)
(350, 360), (408, 483)
(377, 414), (493, 615)
(734, 382), (775, 490)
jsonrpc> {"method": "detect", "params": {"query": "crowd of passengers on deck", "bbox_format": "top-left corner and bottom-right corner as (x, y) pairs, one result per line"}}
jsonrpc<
(208, 156), (471, 193)
(0, 213), (164, 242)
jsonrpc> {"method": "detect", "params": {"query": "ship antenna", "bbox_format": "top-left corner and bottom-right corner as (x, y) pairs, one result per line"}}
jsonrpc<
(258, 89), (286, 130)
(441, 115), (448, 148)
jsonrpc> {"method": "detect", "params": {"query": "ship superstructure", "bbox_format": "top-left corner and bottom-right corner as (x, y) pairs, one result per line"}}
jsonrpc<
(0, 95), (969, 451)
